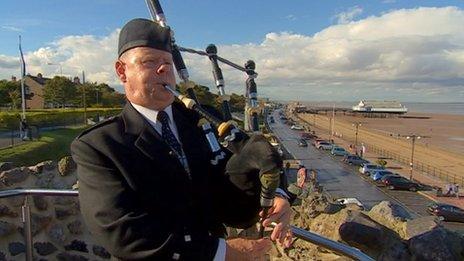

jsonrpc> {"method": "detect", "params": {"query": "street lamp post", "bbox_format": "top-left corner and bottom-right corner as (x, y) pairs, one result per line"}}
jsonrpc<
(406, 135), (420, 180)
(82, 71), (87, 125)
(352, 122), (362, 147)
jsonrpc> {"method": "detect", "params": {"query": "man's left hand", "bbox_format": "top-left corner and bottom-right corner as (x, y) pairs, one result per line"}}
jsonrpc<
(260, 196), (293, 248)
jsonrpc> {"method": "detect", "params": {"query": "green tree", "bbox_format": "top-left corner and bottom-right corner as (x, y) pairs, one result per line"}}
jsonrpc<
(43, 76), (77, 107)
(229, 93), (246, 112)
(0, 80), (21, 108)
(176, 81), (248, 115)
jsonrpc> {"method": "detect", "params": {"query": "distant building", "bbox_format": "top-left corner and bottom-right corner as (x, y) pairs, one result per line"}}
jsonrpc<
(23, 73), (49, 109)
(352, 100), (408, 114)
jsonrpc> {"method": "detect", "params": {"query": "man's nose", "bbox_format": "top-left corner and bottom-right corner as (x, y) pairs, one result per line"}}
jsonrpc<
(156, 64), (171, 75)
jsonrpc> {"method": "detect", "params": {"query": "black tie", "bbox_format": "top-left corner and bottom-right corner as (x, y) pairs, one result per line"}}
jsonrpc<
(157, 110), (183, 157)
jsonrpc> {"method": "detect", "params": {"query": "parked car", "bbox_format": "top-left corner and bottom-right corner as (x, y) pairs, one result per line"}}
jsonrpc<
(427, 203), (464, 222)
(335, 198), (365, 210)
(359, 164), (385, 175)
(298, 139), (308, 147)
(316, 141), (333, 150)
(343, 155), (369, 166)
(382, 176), (420, 191)
(370, 170), (395, 181)
(331, 147), (348, 156)
(301, 132), (317, 140)
(291, 125), (304, 130)
(313, 138), (326, 147)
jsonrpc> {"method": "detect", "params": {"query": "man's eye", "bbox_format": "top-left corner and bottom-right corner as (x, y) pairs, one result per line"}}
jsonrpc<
(141, 60), (158, 68)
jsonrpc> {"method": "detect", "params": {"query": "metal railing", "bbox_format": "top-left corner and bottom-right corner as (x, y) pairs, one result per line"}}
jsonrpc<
(0, 189), (374, 261)
(0, 189), (79, 261)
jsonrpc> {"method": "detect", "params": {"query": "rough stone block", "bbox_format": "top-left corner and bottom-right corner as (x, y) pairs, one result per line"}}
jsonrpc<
(33, 196), (49, 211)
(58, 156), (76, 176)
(67, 219), (83, 235)
(0, 162), (14, 171)
(47, 224), (66, 244)
(55, 205), (78, 220)
(0, 221), (16, 237)
(34, 172), (55, 188)
(93, 245), (111, 259)
(29, 161), (56, 174)
(0, 204), (18, 217)
(339, 212), (384, 249)
(34, 242), (58, 256)
(405, 216), (439, 240)
(0, 167), (30, 186)
(408, 227), (464, 260)
(18, 214), (53, 237)
(8, 242), (25, 256)
(64, 240), (88, 253)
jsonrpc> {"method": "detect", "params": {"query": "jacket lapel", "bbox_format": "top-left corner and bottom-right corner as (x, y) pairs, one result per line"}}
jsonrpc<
(121, 103), (169, 160)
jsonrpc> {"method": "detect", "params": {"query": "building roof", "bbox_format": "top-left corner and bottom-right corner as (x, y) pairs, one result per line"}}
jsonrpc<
(26, 74), (50, 85)
(358, 100), (405, 108)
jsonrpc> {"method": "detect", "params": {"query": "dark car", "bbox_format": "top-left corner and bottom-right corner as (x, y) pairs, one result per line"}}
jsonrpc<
(301, 132), (317, 140)
(298, 139), (308, 147)
(382, 176), (420, 191)
(427, 203), (464, 222)
(342, 155), (369, 166)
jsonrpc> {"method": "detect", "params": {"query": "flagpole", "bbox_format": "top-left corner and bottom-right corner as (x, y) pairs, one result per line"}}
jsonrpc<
(19, 35), (26, 121)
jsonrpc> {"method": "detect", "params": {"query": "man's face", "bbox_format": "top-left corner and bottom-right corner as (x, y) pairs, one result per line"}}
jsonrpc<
(116, 47), (176, 110)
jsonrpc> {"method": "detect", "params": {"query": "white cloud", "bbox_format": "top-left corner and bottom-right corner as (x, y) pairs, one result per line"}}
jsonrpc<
(334, 6), (363, 24)
(1, 6), (464, 102)
(285, 14), (297, 21)
(1, 25), (24, 32)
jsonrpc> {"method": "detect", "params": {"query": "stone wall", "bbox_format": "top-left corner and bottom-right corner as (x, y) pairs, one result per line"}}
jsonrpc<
(271, 192), (464, 261)
(0, 158), (110, 260)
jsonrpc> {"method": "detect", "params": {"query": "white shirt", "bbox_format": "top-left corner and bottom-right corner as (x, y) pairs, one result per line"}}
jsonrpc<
(130, 102), (226, 261)
(131, 103), (181, 143)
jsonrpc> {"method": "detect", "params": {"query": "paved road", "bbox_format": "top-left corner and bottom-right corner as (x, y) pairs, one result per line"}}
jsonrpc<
(270, 109), (430, 217)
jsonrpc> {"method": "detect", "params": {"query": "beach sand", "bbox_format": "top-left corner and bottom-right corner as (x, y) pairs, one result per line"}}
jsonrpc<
(328, 112), (463, 155)
(299, 112), (464, 179)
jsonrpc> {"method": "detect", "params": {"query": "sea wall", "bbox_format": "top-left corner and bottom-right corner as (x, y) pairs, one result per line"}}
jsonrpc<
(0, 158), (110, 260)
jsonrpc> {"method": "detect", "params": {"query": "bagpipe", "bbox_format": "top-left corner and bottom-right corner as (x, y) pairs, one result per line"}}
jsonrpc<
(140, 3), (378, 259)
(145, 0), (281, 234)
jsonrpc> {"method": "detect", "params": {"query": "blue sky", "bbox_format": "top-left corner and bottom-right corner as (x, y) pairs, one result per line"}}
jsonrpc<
(2, 0), (463, 55)
(1, 0), (464, 102)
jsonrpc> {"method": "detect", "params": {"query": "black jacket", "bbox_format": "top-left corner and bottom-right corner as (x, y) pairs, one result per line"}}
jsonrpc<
(71, 102), (261, 260)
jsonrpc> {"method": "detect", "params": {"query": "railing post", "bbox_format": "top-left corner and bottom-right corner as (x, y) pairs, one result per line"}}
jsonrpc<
(21, 195), (33, 261)
(11, 129), (15, 147)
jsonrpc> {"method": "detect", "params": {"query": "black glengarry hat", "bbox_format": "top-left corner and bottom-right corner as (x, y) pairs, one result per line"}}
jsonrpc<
(118, 18), (171, 57)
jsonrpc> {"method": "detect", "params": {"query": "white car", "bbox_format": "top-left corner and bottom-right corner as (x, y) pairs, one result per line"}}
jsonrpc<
(359, 164), (385, 175)
(290, 125), (304, 130)
(335, 198), (365, 210)
(316, 141), (333, 150)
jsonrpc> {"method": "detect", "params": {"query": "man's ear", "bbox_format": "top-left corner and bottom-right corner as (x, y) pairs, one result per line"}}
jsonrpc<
(115, 60), (127, 82)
